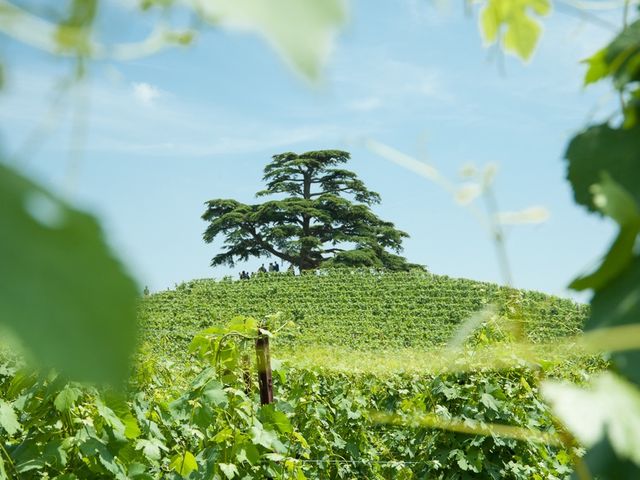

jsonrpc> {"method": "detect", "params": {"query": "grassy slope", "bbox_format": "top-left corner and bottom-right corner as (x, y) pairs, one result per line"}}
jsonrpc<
(139, 270), (588, 364)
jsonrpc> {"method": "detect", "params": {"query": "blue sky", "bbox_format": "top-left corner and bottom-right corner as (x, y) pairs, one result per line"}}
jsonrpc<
(0, 0), (629, 299)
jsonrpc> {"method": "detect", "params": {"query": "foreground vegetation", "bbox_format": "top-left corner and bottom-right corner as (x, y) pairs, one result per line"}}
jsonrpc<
(0, 272), (597, 479)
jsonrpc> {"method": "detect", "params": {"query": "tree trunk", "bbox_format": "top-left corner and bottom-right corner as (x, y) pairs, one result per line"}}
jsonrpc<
(300, 169), (312, 270)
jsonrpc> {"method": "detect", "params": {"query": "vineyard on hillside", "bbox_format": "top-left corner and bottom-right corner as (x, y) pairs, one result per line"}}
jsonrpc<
(0, 273), (598, 479)
(139, 270), (588, 363)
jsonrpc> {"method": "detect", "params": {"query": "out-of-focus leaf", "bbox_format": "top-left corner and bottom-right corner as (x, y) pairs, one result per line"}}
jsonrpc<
(583, 49), (609, 86)
(603, 19), (640, 89)
(454, 183), (481, 206)
(565, 124), (640, 213)
(495, 206), (550, 225)
(193, 0), (348, 80)
(570, 174), (640, 291)
(480, 0), (550, 61)
(575, 437), (640, 480)
(0, 163), (139, 385)
(542, 372), (640, 466)
(588, 256), (640, 383)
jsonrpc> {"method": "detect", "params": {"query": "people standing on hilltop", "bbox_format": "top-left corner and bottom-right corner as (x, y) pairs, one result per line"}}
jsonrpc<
(273, 262), (280, 272)
(268, 262), (275, 272)
(258, 264), (267, 274)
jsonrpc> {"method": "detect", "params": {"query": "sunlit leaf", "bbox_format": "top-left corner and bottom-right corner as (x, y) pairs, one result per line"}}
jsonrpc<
(194, 0), (348, 80)
(0, 163), (139, 385)
(169, 451), (198, 477)
(542, 373), (640, 466)
(479, 0), (550, 61)
(54, 384), (82, 412)
(0, 399), (20, 435)
(219, 462), (239, 479)
(583, 49), (609, 86)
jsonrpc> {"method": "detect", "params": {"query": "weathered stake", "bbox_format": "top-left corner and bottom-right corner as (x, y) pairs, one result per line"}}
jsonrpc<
(255, 331), (274, 405)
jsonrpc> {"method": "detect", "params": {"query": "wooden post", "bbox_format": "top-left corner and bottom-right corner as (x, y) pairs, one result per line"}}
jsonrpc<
(255, 331), (274, 405)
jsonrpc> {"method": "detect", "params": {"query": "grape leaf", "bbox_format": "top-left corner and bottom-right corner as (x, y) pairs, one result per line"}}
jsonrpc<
(604, 19), (640, 88)
(219, 462), (239, 479)
(0, 399), (20, 435)
(195, 0), (348, 80)
(570, 173), (640, 291)
(135, 438), (167, 462)
(588, 256), (640, 384)
(480, 0), (550, 61)
(565, 124), (640, 213)
(542, 373), (640, 467)
(577, 438), (640, 480)
(54, 385), (83, 412)
(169, 451), (198, 478)
(0, 163), (138, 385)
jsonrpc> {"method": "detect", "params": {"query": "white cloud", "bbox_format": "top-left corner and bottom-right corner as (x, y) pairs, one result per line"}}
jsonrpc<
(132, 82), (162, 106)
(0, 67), (344, 159)
(333, 51), (454, 108)
(348, 97), (383, 112)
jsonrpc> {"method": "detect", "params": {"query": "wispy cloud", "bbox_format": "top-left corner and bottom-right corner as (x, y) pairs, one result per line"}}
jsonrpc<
(0, 67), (341, 159)
(132, 82), (162, 106)
(332, 50), (455, 108)
(348, 96), (383, 112)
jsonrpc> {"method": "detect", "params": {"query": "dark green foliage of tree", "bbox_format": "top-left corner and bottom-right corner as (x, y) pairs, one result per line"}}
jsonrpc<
(202, 150), (421, 271)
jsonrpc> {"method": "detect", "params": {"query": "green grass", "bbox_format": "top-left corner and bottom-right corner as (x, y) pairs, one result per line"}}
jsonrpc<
(139, 270), (588, 364)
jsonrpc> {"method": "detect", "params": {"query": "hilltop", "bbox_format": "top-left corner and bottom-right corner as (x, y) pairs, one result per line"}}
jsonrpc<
(139, 270), (587, 362)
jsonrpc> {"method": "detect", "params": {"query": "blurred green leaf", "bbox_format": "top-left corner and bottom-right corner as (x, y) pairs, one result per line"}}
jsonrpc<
(196, 0), (348, 80)
(588, 256), (640, 383)
(480, 0), (550, 61)
(603, 19), (640, 89)
(542, 373), (640, 468)
(576, 437), (640, 480)
(565, 124), (640, 213)
(583, 49), (609, 86)
(570, 173), (640, 291)
(0, 163), (138, 385)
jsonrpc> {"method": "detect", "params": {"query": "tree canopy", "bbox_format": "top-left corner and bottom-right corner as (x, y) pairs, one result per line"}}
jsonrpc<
(202, 150), (421, 272)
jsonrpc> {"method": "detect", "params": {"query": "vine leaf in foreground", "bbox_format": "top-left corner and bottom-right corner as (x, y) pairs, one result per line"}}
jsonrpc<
(565, 126), (640, 383)
(197, 0), (348, 81)
(565, 124), (640, 214)
(480, 0), (551, 61)
(570, 173), (640, 292)
(0, 163), (138, 385)
(542, 372), (640, 478)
